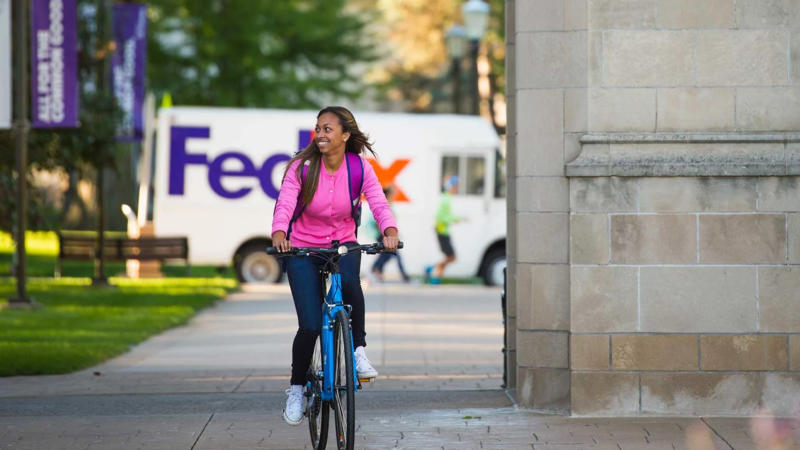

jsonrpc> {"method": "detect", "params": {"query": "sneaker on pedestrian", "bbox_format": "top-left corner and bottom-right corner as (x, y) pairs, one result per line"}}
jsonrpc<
(354, 346), (378, 379)
(370, 269), (384, 284)
(423, 266), (433, 284)
(283, 385), (304, 425)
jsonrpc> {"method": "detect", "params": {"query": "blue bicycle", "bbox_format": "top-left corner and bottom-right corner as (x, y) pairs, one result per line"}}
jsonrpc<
(267, 240), (403, 450)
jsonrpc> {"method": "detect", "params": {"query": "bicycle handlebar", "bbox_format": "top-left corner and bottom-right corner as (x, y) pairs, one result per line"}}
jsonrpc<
(266, 241), (403, 256)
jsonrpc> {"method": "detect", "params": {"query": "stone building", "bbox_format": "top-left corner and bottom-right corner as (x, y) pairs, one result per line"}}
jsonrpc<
(505, 0), (800, 415)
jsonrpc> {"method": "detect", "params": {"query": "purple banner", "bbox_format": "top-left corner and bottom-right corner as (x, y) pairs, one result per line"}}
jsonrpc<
(1, 0), (10, 129)
(30, 0), (79, 128)
(111, 2), (147, 141)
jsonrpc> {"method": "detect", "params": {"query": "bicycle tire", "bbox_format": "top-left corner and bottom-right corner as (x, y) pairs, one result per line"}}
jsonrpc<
(307, 336), (329, 449)
(331, 309), (355, 450)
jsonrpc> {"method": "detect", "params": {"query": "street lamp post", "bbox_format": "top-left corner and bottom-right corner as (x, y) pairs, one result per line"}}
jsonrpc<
(461, 0), (489, 116)
(445, 25), (468, 114)
(11, 0), (32, 306)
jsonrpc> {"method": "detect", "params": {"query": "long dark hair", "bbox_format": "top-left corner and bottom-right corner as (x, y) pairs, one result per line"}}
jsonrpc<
(283, 106), (376, 206)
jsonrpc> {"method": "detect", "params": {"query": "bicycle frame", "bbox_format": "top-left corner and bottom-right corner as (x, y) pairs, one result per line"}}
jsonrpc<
(318, 271), (359, 401)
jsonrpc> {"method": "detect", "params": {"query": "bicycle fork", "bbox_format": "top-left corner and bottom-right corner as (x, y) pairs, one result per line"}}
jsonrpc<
(320, 274), (359, 401)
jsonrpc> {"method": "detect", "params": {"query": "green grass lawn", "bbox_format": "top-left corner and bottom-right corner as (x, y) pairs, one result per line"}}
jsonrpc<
(0, 231), (238, 376)
(0, 277), (237, 376)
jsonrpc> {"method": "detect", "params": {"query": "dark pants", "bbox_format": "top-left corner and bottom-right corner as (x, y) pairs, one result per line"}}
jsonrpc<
(285, 245), (365, 385)
(371, 252), (410, 281)
(436, 232), (455, 257)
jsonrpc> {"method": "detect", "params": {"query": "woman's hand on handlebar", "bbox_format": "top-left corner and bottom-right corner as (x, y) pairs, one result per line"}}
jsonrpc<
(271, 231), (292, 253)
(382, 227), (399, 251)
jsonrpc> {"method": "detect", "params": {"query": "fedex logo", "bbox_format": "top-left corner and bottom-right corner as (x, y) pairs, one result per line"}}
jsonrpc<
(168, 125), (410, 201)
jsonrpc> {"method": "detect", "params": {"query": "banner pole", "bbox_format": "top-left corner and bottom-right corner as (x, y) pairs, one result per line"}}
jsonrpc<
(11, 0), (31, 306)
(92, 0), (109, 286)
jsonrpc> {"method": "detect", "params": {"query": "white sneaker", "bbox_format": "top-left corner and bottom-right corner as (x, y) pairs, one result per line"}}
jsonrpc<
(354, 346), (378, 379)
(283, 385), (304, 425)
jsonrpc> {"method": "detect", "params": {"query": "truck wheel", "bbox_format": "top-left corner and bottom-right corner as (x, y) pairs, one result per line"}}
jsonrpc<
(236, 245), (282, 284)
(481, 249), (506, 287)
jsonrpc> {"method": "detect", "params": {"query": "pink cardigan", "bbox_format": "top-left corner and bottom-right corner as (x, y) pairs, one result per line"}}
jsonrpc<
(271, 156), (398, 247)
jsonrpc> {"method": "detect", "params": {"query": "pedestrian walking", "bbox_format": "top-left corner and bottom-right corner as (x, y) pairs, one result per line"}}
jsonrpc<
(369, 186), (410, 283)
(425, 174), (463, 284)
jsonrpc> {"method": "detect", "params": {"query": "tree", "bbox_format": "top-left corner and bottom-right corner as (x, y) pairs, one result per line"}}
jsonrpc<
(146, 0), (378, 108)
(0, 130), (63, 232)
(360, 0), (459, 112)
(364, 0), (505, 121)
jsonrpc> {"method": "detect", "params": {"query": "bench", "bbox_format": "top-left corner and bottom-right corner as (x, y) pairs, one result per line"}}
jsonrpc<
(55, 233), (190, 277)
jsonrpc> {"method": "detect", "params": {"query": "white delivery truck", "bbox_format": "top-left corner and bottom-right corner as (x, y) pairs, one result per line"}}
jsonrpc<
(152, 107), (506, 285)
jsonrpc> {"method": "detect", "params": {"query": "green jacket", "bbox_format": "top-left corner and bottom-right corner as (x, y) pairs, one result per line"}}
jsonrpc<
(435, 192), (457, 235)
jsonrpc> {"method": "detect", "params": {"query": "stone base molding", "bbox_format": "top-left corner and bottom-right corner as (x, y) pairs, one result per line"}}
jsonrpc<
(572, 371), (800, 417)
(567, 133), (800, 177)
(571, 332), (800, 416)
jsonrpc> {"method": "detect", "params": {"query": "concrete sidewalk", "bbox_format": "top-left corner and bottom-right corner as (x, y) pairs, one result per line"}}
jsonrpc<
(0, 284), (782, 449)
(1, 284), (505, 397)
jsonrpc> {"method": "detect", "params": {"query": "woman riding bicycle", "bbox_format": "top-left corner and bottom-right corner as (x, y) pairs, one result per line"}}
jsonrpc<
(271, 106), (399, 426)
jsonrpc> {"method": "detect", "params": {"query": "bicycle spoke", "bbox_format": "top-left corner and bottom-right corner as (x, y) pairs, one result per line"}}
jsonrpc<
(331, 309), (355, 450)
(307, 336), (328, 449)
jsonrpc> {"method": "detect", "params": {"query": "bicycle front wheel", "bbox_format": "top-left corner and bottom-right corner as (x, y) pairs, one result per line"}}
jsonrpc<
(331, 309), (355, 450)
(307, 335), (329, 449)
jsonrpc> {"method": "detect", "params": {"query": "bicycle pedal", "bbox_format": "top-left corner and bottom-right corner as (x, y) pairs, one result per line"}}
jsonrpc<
(358, 378), (372, 383)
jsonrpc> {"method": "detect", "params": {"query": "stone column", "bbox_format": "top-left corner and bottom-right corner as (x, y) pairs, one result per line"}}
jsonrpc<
(507, 0), (587, 411)
(508, 0), (800, 415)
(504, 0), (518, 394)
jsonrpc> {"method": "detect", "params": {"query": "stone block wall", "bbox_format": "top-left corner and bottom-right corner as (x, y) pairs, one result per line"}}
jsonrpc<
(582, 0), (800, 135)
(507, 0), (800, 415)
(568, 175), (800, 415)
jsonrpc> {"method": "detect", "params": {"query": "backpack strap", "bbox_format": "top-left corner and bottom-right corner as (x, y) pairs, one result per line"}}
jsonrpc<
(286, 162), (309, 239)
(345, 152), (364, 235)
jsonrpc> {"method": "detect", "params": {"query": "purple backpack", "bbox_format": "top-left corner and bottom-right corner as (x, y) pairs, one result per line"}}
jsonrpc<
(286, 152), (364, 239)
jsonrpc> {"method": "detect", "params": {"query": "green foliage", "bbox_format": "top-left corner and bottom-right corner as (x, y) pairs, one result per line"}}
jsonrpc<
(0, 276), (236, 376)
(486, 0), (506, 96)
(0, 169), (63, 232)
(146, 0), (378, 108)
(59, 90), (125, 173)
(0, 128), (71, 232)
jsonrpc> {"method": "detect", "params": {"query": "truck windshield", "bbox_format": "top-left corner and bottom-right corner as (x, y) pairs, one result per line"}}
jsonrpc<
(441, 155), (487, 196)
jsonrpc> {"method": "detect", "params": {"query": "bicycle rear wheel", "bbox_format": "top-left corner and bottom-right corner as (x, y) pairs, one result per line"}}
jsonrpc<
(331, 309), (355, 450)
(307, 336), (329, 449)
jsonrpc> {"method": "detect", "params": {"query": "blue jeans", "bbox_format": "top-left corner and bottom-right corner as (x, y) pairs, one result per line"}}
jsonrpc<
(285, 243), (365, 385)
(371, 252), (410, 281)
